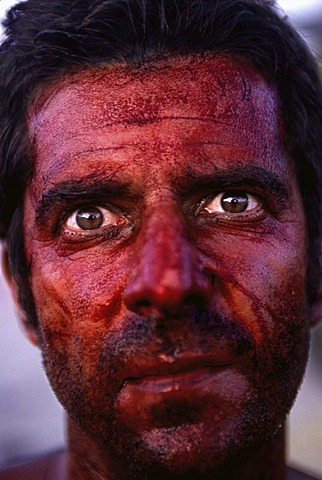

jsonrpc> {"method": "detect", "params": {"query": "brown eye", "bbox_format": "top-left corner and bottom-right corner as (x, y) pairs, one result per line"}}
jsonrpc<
(199, 191), (260, 215)
(221, 192), (249, 213)
(64, 205), (126, 232)
(76, 207), (103, 230)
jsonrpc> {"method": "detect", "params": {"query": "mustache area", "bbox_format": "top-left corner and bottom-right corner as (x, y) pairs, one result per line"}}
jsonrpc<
(98, 307), (255, 383)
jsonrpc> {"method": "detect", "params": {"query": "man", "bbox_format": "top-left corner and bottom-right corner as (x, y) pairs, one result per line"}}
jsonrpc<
(0, 0), (321, 479)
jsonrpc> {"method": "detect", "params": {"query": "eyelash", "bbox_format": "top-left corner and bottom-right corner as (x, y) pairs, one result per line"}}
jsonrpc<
(197, 190), (264, 218)
(58, 203), (130, 237)
(57, 188), (268, 241)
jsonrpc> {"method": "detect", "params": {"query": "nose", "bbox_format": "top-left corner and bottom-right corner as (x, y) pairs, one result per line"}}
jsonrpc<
(124, 203), (212, 316)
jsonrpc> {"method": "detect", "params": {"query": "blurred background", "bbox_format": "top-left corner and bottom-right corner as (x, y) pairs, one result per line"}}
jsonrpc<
(0, 0), (321, 477)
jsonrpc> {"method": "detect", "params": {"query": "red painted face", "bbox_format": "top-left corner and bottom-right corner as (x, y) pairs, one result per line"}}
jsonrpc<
(25, 55), (309, 477)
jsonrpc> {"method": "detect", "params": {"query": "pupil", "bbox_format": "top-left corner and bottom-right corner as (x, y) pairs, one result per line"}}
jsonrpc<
(221, 192), (248, 213)
(76, 207), (103, 230)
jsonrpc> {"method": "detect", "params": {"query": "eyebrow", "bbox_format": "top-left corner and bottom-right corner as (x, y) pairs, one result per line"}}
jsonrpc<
(35, 175), (135, 226)
(35, 164), (289, 225)
(179, 165), (290, 201)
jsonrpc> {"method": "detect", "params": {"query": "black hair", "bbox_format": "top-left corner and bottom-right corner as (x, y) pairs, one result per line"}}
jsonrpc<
(0, 0), (322, 329)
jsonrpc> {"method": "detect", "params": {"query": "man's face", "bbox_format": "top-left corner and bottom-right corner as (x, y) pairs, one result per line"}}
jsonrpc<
(24, 55), (309, 476)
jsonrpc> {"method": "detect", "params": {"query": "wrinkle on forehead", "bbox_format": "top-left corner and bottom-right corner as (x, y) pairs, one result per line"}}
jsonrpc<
(28, 53), (280, 135)
(27, 53), (287, 194)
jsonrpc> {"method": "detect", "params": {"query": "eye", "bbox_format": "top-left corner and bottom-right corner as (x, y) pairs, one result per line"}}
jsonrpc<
(199, 191), (261, 215)
(64, 205), (126, 232)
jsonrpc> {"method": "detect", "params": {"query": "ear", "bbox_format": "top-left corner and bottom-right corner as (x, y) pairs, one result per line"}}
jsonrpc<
(309, 242), (322, 327)
(1, 244), (39, 347)
(309, 288), (322, 326)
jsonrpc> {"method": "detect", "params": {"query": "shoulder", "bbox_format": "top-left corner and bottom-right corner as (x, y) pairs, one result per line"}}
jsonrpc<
(287, 467), (320, 480)
(0, 450), (66, 480)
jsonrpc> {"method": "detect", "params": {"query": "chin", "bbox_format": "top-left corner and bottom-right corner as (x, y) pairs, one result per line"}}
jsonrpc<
(106, 403), (287, 480)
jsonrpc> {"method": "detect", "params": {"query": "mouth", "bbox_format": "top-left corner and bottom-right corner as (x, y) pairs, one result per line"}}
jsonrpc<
(124, 352), (234, 392)
(122, 347), (243, 385)
(109, 325), (254, 431)
(125, 365), (231, 393)
(115, 356), (247, 430)
(120, 349), (242, 400)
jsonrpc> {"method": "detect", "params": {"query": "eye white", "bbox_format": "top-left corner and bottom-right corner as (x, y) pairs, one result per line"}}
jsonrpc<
(65, 206), (123, 231)
(201, 191), (260, 215)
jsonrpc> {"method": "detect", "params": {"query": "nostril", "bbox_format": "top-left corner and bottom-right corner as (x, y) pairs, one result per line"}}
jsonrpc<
(135, 299), (152, 309)
(184, 293), (206, 308)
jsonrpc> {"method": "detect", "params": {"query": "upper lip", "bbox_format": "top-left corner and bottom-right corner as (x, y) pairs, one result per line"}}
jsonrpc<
(123, 347), (248, 383)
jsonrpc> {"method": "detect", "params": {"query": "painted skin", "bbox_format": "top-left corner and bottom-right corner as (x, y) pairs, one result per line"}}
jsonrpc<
(22, 54), (309, 479)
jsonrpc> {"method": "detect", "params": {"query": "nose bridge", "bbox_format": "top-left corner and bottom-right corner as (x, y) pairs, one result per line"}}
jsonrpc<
(124, 201), (212, 315)
(142, 202), (192, 290)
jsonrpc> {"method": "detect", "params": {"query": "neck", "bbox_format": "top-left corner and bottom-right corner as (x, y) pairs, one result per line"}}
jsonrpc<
(65, 419), (287, 480)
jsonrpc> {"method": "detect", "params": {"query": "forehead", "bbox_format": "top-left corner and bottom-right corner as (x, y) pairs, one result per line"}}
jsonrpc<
(28, 54), (288, 187)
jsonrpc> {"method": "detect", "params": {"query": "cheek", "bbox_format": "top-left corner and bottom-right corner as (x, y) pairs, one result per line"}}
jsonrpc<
(28, 245), (131, 417)
(200, 222), (308, 347)
(206, 225), (309, 418)
(29, 244), (130, 347)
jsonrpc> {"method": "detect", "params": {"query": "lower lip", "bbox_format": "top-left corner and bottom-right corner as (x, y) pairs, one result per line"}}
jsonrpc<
(115, 366), (246, 430)
(115, 366), (234, 431)
(125, 366), (229, 394)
